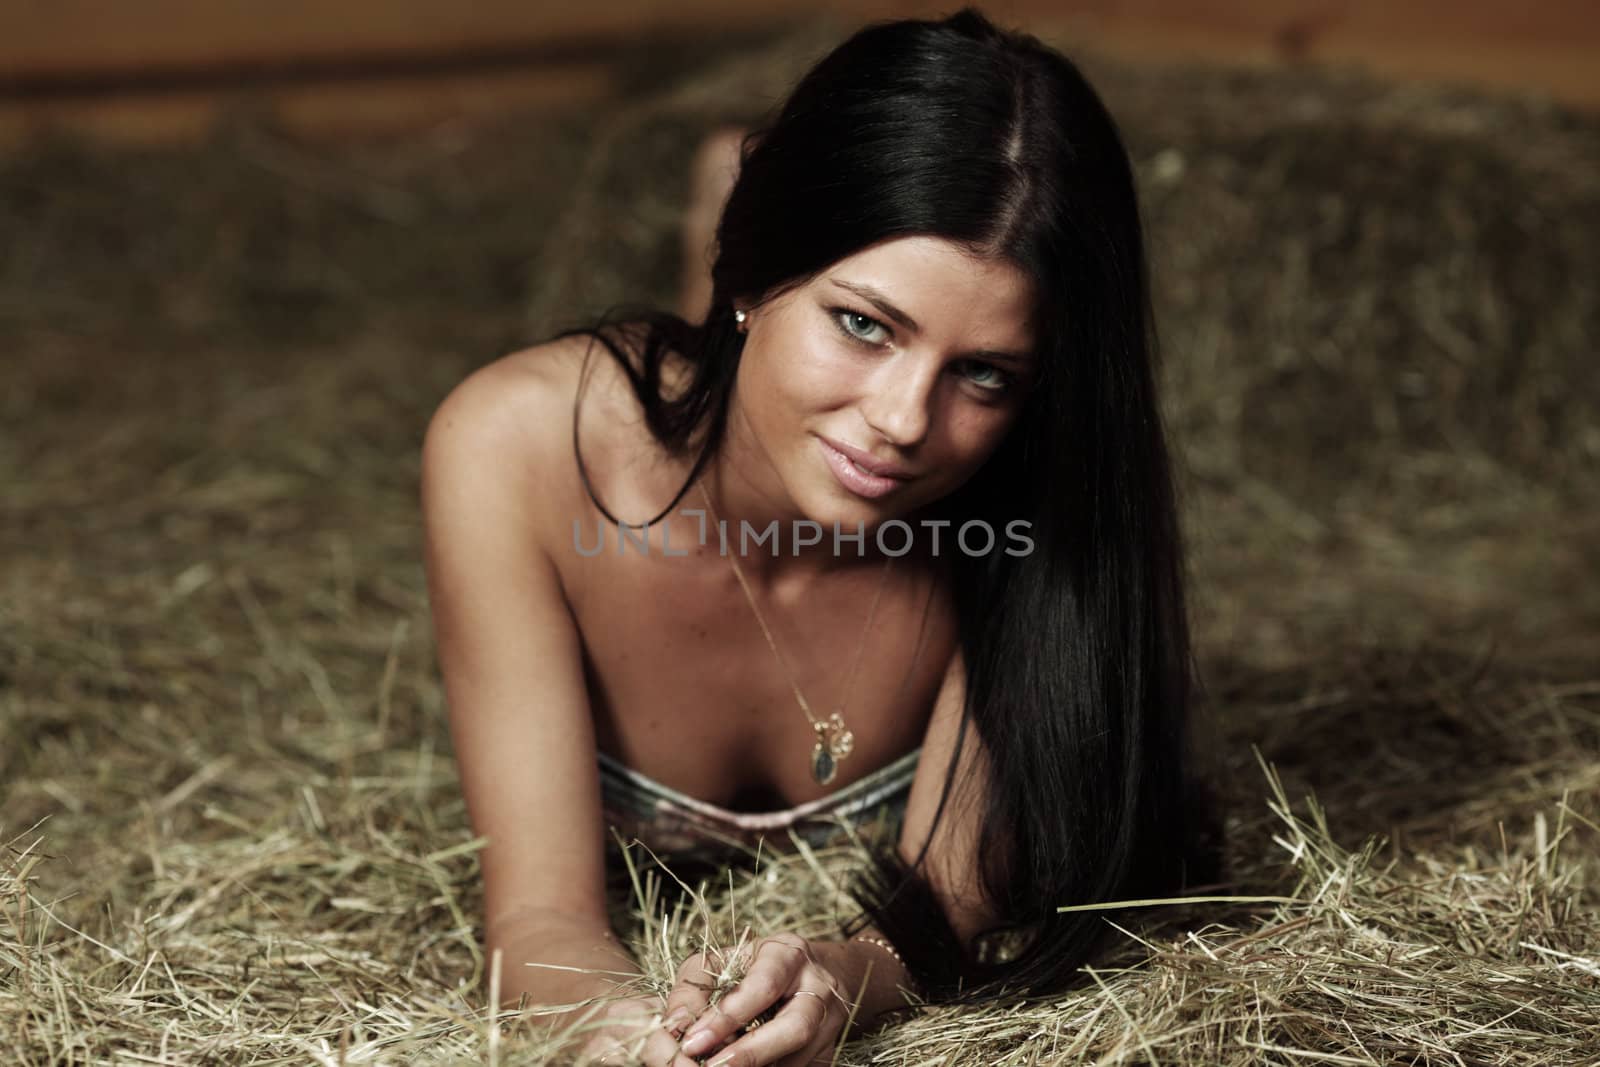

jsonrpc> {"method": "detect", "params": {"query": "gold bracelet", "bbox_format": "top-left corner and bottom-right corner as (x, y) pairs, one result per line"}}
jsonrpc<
(850, 934), (906, 968)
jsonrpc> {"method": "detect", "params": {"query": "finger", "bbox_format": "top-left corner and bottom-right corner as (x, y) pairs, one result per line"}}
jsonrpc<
(711, 936), (811, 1023)
(577, 998), (702, 1067)
(695, 987), (838, 1067)
(678, 937), (808, 1058)
(676, 999), (749, 1060)
(661, 950), (723, 1039)
(583, 1032), (698, 1067)
(647, 1009), (708, 1067)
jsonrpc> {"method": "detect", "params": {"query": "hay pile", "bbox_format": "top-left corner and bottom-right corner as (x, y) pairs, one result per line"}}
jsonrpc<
(3, 15), (1597, 1065)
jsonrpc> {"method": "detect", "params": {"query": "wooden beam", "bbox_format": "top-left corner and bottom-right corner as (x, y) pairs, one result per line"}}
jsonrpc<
(2, 0), (1595, 148)
(0, 62), (617, 146)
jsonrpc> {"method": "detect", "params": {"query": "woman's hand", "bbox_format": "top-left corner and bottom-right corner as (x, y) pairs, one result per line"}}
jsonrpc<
(671, 932), (851, 1067)
(566, 938), (759, 1067)
(572, 993), (700, 1066)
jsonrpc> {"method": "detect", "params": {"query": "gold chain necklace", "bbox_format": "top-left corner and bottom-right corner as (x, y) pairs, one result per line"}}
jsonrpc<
(695, 479), (894, 785)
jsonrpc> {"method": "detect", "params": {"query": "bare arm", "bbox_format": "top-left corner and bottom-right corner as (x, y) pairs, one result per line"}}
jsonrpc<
(420, 346), (640, 1035)
(894, 644), (1005, 949)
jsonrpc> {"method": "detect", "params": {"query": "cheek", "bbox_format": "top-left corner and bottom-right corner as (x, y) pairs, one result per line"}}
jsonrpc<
(938, 407), (1017, 470)
(771, 335), (859, 411)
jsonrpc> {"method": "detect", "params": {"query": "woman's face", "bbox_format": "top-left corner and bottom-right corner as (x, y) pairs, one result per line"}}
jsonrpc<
(731, 235), (1038, 532)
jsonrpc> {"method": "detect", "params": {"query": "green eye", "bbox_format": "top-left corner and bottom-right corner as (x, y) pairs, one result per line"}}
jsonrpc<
(830, 307), (890, 346)
(959, 361), (1013, 393)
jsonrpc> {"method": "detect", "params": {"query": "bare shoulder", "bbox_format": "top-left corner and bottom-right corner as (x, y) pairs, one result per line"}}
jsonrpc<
(422, 330), (638, 531)
(425, 332), (595, 456)
(423, 322), (689, 575)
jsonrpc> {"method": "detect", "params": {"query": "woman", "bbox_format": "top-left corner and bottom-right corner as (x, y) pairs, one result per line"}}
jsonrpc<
(422, 7), (1219, 1065)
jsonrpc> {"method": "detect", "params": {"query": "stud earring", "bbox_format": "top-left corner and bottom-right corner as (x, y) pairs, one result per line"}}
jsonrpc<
(734, 309), (747, 327)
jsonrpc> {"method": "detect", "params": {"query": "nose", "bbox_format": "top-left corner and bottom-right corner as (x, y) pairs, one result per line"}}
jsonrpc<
(859, 354), (936, 448)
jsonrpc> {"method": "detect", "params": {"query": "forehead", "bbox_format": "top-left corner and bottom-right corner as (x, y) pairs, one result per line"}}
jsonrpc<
(808, 236), (1036, 340)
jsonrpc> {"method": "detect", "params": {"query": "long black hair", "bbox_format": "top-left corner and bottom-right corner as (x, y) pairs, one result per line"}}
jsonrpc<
(549, 6), (1222, 1011)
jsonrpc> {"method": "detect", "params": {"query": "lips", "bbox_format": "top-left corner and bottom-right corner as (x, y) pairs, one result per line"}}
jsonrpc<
(818, 437), (911, 501)
(819, 435), (911, 479)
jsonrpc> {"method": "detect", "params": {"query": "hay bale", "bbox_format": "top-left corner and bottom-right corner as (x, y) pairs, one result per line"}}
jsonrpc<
(524, 22), (1600, 668)
(529, 26), (1600, 496)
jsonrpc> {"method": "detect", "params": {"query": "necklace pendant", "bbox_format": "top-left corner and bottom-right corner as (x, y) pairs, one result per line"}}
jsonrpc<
(823, 710), (854, 760)
(811, 741), (837, 785)
(812, 711), (851, 784)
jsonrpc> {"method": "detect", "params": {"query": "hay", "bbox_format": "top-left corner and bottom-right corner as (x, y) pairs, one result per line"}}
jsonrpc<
(472, 738), (1600, 1065)
(2, 15), (1597, 1065)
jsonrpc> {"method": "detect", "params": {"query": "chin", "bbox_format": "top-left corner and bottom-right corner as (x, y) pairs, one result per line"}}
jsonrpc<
(833, 495), (924, 533)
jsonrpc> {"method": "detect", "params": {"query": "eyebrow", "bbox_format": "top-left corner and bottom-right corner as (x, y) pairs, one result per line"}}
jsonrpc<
(828, 277), (1036, 366)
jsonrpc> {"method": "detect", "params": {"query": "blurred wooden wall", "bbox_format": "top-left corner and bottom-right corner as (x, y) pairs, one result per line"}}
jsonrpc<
(3, 0), (1597, 146)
